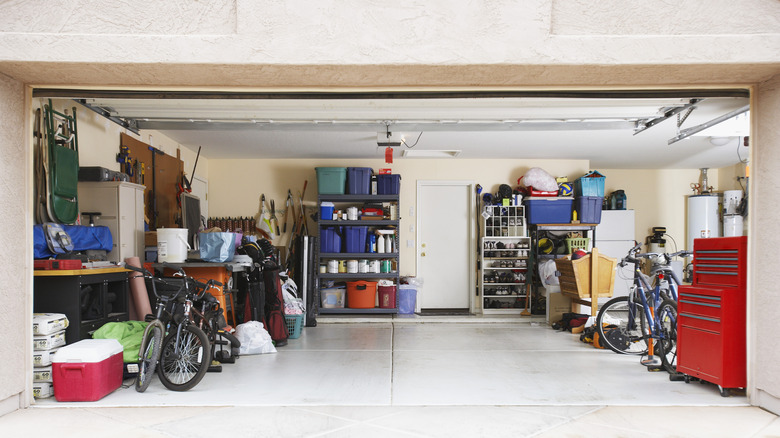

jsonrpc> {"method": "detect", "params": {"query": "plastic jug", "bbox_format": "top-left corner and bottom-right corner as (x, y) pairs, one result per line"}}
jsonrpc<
(610, 190), (627, 210)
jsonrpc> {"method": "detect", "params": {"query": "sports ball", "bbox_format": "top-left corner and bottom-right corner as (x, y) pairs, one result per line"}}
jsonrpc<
(572, 249), (588, 260)
(558, 182), (573, 197)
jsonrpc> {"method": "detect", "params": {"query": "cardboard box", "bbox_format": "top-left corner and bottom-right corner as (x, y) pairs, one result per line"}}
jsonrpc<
(53, 339), (123, 402)
(145, 231), (157, 247)
(546, 288), (572, 324)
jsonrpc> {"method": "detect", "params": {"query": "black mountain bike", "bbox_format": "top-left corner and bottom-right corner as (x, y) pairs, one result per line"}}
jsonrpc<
(126, 263), (219, 392)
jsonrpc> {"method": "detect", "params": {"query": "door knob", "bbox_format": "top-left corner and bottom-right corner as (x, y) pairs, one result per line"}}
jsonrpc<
(421, 252), (426, 257)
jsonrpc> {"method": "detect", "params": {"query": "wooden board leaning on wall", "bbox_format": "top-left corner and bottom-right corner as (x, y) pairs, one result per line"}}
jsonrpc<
(119, 133), (183, 230)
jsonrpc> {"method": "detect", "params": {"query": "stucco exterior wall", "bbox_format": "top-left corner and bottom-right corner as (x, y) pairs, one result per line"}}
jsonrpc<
(0, 1), (777, 87)
(0, 73), (29, 414)
(751, 74), (780, 411)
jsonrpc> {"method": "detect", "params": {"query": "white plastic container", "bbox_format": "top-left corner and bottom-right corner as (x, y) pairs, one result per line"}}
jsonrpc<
(320, 287), (346, 308)
(157, 227), (190, 263)
(33, 313), (69, 335)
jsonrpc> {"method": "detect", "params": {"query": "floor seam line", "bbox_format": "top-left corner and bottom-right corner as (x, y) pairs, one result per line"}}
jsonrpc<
(390, 320), (395, 406)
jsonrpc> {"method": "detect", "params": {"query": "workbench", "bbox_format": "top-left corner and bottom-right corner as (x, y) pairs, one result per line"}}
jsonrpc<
(34, 267), (129, 343)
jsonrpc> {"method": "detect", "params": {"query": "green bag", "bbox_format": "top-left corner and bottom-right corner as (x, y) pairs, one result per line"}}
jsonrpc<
(92, 321), (149, 362)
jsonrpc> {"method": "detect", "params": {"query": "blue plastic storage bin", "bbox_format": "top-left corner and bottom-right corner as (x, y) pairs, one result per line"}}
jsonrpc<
(576, 196), (603, 224)
(320, 202), (335, 221)
(320, 227), (342, 253)
(316, 167), (347, 194)
(574, 171), (606, 197)
(376, 174), (401, 195)
(344, 226), (368, 253)
(524, 197), (574, 224)
(347, 167), (372, 194)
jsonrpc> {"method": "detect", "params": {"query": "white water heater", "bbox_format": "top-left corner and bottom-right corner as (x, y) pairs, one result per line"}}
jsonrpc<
(687, 194), (720, 252)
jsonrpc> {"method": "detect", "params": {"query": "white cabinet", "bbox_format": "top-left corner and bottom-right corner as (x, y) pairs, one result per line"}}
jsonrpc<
(78, 181), (146, 262)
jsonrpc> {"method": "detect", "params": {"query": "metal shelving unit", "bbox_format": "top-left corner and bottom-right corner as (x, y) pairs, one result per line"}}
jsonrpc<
(316, 193), (400, 314)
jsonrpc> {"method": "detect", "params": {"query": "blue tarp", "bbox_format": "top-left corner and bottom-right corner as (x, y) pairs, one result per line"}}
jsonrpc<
(34, 224), (113, 259)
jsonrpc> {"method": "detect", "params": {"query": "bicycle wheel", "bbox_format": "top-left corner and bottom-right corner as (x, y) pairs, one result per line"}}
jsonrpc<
(596, 296), (649, 355)
(135, 323), (163, 393)
(657, 298), (679, 373)
(157, 324), (211, 391)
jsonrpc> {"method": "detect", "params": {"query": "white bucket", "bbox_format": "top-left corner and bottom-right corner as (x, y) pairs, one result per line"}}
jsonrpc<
(723, 214), (744, 237)
(157, 228), (190, 263)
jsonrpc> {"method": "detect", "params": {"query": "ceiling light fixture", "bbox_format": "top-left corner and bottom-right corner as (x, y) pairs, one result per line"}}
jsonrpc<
(402, 150), (461, 158)
(708, 136), (733, 146)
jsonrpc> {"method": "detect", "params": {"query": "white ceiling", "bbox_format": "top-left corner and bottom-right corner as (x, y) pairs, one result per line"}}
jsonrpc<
(73, 92), (751, 169)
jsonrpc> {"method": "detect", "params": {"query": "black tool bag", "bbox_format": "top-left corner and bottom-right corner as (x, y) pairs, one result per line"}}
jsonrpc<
(553, 312), (590, 331)
(235, 269), (265, 325)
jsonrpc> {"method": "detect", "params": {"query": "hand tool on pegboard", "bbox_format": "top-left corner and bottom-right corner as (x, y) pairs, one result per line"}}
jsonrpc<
(297, 180), (309, 235)
(283, 190), (292, 233)
(255, 194), (273, 240)
(116, 144), (132, 175)
(270, 199), (281, 236)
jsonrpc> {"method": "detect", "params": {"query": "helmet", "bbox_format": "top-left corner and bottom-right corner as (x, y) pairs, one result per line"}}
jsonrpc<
(538, 238), (554, 254)
(572, 249), (588, 260)
(558, 182), (573, 197)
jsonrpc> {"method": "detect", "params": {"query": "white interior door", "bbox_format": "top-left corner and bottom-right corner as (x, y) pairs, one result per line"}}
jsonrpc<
(190, 176), (208, 223)
(417, 181), (474, 310)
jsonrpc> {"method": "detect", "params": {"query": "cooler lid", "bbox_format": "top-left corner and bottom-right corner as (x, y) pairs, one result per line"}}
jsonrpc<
(53, 339), (123, 363)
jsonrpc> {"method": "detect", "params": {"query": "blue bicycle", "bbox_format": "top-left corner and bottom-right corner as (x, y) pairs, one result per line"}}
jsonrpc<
(595, 243), (689, 373)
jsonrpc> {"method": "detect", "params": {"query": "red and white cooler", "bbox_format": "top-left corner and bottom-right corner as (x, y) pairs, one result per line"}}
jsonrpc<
(52, 339), (123, 402)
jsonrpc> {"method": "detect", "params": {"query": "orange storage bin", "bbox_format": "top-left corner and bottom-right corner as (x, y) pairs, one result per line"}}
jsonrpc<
(347, 280), (377, 308)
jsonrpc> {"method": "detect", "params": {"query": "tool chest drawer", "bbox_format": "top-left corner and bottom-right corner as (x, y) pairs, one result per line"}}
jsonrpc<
(691, 236), (747, 288)
(678, 289), (722, 320)
(679, 311), (721, 332)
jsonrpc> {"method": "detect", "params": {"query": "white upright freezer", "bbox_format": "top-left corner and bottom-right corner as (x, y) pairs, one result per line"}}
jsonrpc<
(595, 210), (636, 299)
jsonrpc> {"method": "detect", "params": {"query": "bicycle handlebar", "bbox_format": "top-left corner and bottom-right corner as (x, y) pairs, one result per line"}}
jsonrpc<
(123, 262), (222, 301)
(620, 242), (691, 267)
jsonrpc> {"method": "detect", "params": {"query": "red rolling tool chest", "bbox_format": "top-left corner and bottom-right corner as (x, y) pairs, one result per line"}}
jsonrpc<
(677, 236), (747, 396)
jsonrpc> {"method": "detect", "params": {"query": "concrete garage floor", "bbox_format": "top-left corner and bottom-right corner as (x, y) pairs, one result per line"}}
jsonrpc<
(8, 318), (780, 437)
